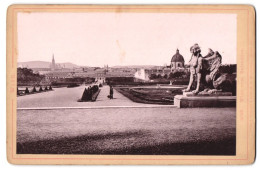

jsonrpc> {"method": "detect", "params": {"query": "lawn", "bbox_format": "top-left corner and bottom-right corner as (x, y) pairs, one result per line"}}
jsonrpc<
(115, 86), (184, 105)
(17, 107), (236, 155)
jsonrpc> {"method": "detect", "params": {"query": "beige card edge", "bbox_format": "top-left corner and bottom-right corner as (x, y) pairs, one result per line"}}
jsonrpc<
(6, 4), (256, 165)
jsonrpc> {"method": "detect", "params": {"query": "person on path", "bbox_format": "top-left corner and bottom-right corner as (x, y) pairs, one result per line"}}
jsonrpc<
(109, 85), (114, 99)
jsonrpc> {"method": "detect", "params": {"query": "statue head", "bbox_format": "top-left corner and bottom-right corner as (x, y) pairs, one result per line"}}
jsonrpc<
(190, 43), (201, 56)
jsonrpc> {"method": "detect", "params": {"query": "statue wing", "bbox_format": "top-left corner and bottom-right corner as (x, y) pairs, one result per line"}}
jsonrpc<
(202, 51), (222, 81)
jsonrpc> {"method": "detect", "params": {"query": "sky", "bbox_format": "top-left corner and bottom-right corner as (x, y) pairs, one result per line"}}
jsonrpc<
(17, 12), (237, 67)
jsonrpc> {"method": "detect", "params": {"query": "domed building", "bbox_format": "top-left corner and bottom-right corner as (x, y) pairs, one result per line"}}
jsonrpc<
(170, 49), (185, 71)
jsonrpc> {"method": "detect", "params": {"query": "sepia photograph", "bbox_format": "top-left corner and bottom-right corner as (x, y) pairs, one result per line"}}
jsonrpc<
(16, 11), (237, 155)
(6, 4), (256, 165)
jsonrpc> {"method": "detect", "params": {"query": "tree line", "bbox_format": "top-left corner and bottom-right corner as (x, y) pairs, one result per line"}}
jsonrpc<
(149, 71), (190, 80)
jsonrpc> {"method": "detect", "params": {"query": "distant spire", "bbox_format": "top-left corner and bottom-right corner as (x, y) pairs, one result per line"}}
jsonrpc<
(176, 49), (179, 53)
(51, 53), (56, 71)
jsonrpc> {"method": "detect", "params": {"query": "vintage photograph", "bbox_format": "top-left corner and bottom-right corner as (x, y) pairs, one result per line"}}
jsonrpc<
(16, 11), (237, 155)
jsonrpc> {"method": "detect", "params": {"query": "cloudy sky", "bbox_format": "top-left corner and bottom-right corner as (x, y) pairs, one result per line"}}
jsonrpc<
(17, 12), (236, 67)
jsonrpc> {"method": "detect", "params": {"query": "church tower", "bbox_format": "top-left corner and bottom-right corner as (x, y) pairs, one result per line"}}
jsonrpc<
(170, 49), (185, 72)
(51, 54), (56, 71)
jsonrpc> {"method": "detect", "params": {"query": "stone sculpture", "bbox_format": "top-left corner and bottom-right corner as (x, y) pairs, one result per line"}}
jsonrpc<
(183, 43), (234, 94)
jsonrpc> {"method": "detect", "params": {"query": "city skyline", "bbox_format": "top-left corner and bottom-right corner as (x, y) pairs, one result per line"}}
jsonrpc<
(17, 12), (237, 67)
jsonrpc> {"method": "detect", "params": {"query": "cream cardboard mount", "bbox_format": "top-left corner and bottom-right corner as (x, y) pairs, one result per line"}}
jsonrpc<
(6, 4), (255, 165)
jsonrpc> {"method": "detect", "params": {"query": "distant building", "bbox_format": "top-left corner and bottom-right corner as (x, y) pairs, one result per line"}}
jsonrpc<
(45, 71), (73, 80)
(170, 49), (185, 71)
(50, 54), (56, 71)
(134, 49), (186, 81)
(31, 68), (51, 75)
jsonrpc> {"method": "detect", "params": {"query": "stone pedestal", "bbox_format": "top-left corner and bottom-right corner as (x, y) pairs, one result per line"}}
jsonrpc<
(183, 91), (232, 97)
(174, 91), (236, 108)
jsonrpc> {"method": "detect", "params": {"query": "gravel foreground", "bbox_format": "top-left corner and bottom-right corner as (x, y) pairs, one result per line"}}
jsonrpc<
(17, 107), (236, 155)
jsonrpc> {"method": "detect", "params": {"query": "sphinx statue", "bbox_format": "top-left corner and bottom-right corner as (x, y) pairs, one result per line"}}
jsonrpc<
(183, 43), (235, 94)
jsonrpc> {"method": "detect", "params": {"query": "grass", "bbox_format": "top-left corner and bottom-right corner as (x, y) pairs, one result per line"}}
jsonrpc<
(115, 87), (183, 105)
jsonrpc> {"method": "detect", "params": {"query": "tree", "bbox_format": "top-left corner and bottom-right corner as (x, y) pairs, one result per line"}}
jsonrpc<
(168, 72), (175, 79)
(157, 74), (162, 79)
(149, 73), (158, 80)
(168, 71), (185, 79)
(17, 67), (44, 85)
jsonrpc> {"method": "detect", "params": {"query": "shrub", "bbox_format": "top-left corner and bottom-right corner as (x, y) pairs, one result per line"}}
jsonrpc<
(168, 71), (185, 79)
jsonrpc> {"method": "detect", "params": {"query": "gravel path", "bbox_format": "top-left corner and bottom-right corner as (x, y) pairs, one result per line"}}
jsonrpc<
(17, 85), (160, 108)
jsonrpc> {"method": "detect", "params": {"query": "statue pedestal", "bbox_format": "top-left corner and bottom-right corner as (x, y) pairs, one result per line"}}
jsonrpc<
(183, 91), (233, 97)
(174, 92), (236, 108)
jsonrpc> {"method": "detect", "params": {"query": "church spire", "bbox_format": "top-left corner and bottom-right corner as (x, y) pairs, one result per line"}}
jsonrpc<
(51, 53), (56, 71)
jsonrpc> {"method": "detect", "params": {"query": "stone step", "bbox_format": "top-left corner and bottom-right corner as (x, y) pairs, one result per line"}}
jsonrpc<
(183, 91), (233, 97)
(174, 95), (236, 108)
